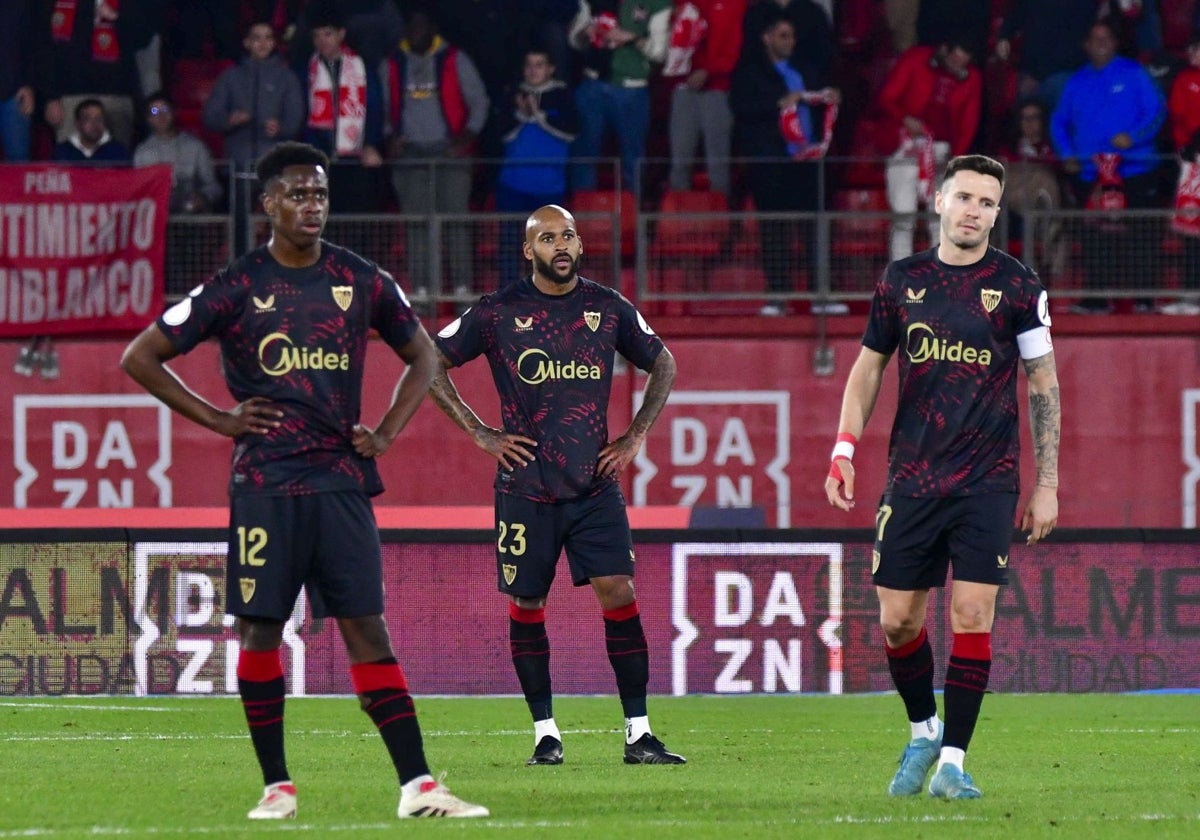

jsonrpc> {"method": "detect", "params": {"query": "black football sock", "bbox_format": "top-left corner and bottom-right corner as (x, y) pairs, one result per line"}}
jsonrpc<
(885, 626), (938, 726)
(510, 603), (553, 721)
(351, 658), (430, 785)
(237, 648), (289, 785)
(604, 603), (649, 719)
(943, 633), (992, 752)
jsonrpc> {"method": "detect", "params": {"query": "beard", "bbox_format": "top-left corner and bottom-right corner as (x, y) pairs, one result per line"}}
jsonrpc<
(948, 231), (989, 250)
(942, 219), (991, 251)
(533, 251), (580, 285)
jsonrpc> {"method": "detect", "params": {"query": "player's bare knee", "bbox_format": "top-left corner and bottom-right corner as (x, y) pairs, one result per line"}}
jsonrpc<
(512, 594), (547, 610)
(337, 614), (394, 662)
(950, 601), (994, 633)
(238, 617), (285, 650)
(880, 613), (923, 646)
(591, 575), (634, 611)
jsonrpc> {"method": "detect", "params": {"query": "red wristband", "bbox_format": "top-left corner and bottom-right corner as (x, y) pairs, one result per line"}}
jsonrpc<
(828, 459), (845, 483)
(829, 432), (857, 485)
(830, 431), (858, 463)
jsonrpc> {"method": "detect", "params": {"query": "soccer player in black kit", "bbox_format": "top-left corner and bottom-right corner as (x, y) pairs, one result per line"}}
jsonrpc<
(429, 205), (685, 767)
(824, 155), (1061, 800)
(121, 142), (488, 820)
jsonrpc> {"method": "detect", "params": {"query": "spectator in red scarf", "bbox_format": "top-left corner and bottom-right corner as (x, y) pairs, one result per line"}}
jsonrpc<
(43, 0), (163, 149)
(300, 2), (385, 222)
(1163, 32), (1200, 315)
(732, 10), (841, 315)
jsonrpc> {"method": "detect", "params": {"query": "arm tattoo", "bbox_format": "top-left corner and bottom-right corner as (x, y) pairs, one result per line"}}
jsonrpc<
(1023, 353), (1061, 488)
(428, 362), (482, 435)
(628, 351), (676, 438)
(1022, 352), (1053, 376)
(427, 370), (458, 419)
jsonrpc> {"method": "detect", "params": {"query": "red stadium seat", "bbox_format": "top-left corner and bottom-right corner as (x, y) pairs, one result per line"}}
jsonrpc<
(831, 189), (889, 257)
(831, 188), (890, 291)
(650, 189), (730, 264)
(571, 189), (637, 260)
(730, 194), (761, 260)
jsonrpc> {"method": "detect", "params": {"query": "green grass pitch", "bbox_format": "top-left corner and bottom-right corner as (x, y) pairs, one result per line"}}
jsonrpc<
(0, 694), (1197, 838)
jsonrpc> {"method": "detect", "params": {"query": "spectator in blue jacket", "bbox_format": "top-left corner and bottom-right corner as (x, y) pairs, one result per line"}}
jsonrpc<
(1051, 17), (1165, 313)
(495, 49), (578, 288)
(0, 0), (40, 162)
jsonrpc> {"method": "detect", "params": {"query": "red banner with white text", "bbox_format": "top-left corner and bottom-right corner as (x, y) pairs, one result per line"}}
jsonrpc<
(0, 164), (170, 338)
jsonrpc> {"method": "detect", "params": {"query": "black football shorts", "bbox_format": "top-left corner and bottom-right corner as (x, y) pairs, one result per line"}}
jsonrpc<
(494, 483), (636, 598)
(225, 490), (384, 620)
(872, 493), (1019, 590)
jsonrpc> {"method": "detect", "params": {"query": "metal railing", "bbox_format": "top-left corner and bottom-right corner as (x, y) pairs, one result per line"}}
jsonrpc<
(153, 154), (1196, 312)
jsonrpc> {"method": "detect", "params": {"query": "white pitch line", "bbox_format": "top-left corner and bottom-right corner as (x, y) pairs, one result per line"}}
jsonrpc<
(0, 820), (582, 838)
(1, 812), (1197, 838)
(0, 727), (628, 744)
(832, 814), (983, 825)
(1063, 727), (1200, 734)
(0, 733), (249, 743)
(830, 812), (1199, 826)
(422, 726), (779, 737)
(424, 727), (612, 737)
(0, 701), (182, 712)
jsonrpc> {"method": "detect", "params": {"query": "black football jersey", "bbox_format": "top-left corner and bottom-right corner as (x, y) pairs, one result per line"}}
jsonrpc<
(158, 242), (421, 496)
(863, 247), (1051, 497)
(436, 276), (664, 502)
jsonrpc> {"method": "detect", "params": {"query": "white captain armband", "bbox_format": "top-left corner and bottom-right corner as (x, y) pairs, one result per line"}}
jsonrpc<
(1017, 326), (1053, 360)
